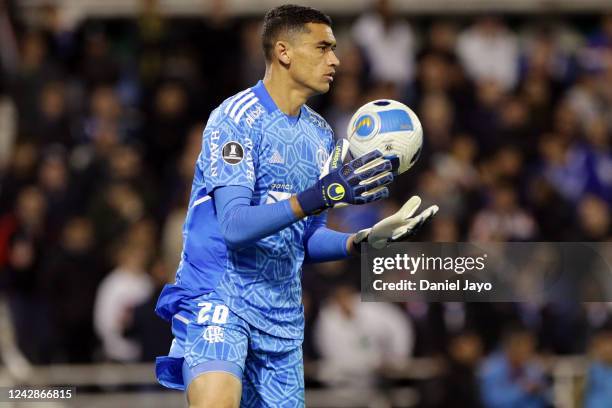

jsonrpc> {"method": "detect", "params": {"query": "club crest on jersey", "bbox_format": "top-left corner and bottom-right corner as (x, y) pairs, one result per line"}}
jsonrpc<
(203, 326), (225, 343)
(222, 142), (244, 165)
(316, 147), (328, 172)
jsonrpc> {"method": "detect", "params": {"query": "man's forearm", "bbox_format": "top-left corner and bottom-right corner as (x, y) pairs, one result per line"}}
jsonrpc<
(289, 195), (307, 219)
(346, 233), (359, 256)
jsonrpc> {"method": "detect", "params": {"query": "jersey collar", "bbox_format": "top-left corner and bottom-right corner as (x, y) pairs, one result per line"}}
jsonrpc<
(252, 80), (303, 125)
(252, 80), (278, 114)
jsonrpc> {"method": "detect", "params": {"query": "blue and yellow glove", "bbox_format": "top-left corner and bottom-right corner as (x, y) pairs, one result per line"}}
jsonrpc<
(296, 139), (394, 215)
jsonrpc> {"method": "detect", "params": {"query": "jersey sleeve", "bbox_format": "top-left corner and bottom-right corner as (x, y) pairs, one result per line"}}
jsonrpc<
(214, 185), (298, 249)
(201, 111), (258, 193)
(303, 213), (351, 263)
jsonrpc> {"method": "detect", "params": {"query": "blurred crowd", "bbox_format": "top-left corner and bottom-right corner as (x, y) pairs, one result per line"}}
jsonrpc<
(0, 0), (612, 406)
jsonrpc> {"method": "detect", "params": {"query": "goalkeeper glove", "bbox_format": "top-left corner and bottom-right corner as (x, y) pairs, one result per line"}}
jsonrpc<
(296, 139), (395, 215)
(353, 196), (439, 249)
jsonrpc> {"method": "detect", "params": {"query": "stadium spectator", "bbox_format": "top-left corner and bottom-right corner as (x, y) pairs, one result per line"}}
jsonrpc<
(136, 0), (168, 87)
(566, 70), (607, 131)
(575, 194), (611, 241)
(0, 81), (17, 170)
(0, 0), (20, 77)
(143, 80), (192, 175)
(584, 304), (612, 335)
(520, 24), (573, 84)
(417, 170), (464, 220)
(31, 81), (74, 147)
(537, 132), (589, 203)
(12, 30), (61, 136)
(432, 134), (480, 192)
(36, 149), (74, 238)
(40, 217), (106, 362)
(479, 326), (550, 408)
(419, 92), (455, 154)
(1, 186), (51, 363)
(83, 85), (126, 143)
(352, 0), (416, 92)
(416, 52), (454, 98)
(88, 182), (145, 253)
(432, 331), (484, 408)
(78, 29), (120, 89)
(125, 257), (173, 362)
(519, 72), (557, 136)
(582, 14), (612, 77)
(457, 16), (519, 91)
(469, 183), (537, 241)
(315, 284), (413, 387)
(93, 243), (153, 362)
(581, 116), (612, 204)
(525, 177), (575, 240)
(584, 324), (612, 408)
(0, 143), (37, 216)
(466, 80), (506, 156)
(423, 20), (459, 60)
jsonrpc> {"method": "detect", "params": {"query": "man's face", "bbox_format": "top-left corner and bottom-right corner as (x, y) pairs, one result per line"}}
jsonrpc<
(288, 23), (339, 95)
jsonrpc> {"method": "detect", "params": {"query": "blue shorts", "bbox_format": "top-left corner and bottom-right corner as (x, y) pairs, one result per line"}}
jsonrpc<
(155, 291), (305, 407)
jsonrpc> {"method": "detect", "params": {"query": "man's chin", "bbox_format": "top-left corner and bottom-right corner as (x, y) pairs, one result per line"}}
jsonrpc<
(313, 82), (331, 95)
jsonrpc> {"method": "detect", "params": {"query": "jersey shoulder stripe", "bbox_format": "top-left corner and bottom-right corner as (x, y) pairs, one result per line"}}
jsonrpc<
(216, 87), (265, 129)
(234, 96), (259, 123)
(223, 88), (252, 115)
(229, 92), (256, 119)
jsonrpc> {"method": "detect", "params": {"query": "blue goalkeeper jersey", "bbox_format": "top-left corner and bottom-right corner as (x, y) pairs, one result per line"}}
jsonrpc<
(156, 81), (334, 340)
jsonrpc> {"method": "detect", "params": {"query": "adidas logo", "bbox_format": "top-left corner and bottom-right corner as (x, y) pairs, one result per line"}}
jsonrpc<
(269, 150), (284, 164)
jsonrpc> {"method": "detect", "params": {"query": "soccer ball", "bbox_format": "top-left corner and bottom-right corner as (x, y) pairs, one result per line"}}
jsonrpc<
(347, 99), (423, 175)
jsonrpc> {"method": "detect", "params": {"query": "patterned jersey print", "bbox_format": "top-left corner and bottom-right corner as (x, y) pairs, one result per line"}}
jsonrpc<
(157, 81), (334, 340)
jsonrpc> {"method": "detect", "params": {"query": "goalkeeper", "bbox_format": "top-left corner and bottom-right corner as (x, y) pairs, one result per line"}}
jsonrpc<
(155, 4), (438, 408)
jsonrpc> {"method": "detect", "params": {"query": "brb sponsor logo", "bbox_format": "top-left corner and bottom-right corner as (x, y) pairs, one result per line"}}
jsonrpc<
(209, 130), (221, 177)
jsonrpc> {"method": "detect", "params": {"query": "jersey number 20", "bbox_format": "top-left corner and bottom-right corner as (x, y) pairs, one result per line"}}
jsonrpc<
(197, 302), (229, 324)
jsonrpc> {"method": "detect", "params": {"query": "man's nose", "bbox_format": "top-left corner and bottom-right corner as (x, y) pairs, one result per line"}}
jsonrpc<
(329, 51), (340, 67)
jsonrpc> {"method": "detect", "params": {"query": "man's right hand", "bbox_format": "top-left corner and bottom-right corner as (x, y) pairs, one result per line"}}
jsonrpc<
(296, 139), (395, 215)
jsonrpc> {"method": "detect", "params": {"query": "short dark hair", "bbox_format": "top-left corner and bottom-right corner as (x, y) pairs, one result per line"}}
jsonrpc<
(262, 4), (332, 62)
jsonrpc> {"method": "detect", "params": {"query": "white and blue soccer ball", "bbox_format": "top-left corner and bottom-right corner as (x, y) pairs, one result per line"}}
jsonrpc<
(347, 99), (423, 175)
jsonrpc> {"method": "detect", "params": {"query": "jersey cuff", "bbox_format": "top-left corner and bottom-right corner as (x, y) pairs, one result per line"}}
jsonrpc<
(182, 359), (243, 388)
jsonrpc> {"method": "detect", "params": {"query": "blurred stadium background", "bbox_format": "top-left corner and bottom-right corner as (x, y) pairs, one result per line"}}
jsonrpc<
(0, 0), (612, 406)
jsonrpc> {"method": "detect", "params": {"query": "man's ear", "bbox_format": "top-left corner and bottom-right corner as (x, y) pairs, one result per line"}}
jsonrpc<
(274, 41), (291, 65)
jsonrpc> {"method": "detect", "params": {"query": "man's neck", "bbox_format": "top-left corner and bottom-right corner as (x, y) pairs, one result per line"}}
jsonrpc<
(262, 67), (311, 116)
